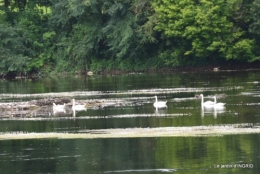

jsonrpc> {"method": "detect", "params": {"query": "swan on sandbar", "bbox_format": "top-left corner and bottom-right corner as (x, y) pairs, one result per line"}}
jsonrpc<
(200, 94), (214, 107)
(53, 103), (66, 114)
(213, 96), (226, 107)
(153, 96), (167, 108)
(53, 103), (66, 110)
(72, 99), (86, 111)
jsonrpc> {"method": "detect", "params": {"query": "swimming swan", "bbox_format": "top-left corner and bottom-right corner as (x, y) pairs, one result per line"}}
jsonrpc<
(213, 96), (226, 107)
(153, 96), (167, 108)
(72, 99), (86, 111)
(200, 94), (214, 106)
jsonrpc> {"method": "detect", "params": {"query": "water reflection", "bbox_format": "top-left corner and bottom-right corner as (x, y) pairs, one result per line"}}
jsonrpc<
(104, 168), (177, 173)
(0, 71), (260, 173)
(154, 107), (168, 115)
(0, 135), (259, 174)
(72, 108), (87, 117)
(201, 106), (226, 119)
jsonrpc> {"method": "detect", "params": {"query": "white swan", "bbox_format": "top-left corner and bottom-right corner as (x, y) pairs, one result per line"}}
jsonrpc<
(72, 99), (86, 111)
(153, 96), (167, 108)
(213, 96), (226, 107)
(53, 108), (66, 115)
(53, 103), (66, 110)
(53, 103), (66, 114)
(200, 94), (214, 107)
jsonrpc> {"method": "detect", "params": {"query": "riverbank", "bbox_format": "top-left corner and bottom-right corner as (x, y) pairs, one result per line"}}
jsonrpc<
(64, 61), (260, 76)
(2, 61), (260, 80)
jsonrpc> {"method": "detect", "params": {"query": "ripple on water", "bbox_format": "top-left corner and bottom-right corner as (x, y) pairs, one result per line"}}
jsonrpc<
(104, 168), (177, 173)
(0, 113), (191, 121)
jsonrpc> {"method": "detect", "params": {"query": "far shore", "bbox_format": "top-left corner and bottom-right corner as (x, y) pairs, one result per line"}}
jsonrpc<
(2, 62), (260, 80)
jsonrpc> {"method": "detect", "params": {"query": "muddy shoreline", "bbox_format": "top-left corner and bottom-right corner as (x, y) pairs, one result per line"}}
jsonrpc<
(0, 97), (124, 117)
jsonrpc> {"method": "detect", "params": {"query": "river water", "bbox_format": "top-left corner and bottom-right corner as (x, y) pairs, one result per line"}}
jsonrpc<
(0, 70), (260, 173)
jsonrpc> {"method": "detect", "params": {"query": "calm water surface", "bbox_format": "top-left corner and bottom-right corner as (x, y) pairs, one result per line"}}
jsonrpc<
(0, 70), (260, 173)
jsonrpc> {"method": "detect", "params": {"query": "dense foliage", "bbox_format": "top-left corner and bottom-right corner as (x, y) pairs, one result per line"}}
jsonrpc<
(0, 0), (260, 76)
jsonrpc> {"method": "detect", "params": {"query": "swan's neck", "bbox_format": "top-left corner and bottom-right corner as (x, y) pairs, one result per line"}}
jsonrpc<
(155, 96), (158, 103)
(72, 100), (75, 106)
(201, 95), (204, 104)
(214, 97), (217, 104)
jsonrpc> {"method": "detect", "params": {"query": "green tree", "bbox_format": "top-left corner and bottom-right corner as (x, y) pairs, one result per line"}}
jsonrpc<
(0, 0), (52, 76)
(0, 24), (32, 76)
(49, 0), (104, 72)
(249, 0), (260, 34)
(50, 0), (158, 72)
(153, 0), (259, 64)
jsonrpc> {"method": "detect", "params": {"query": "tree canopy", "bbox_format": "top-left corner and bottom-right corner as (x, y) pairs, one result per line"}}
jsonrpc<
(0, 0), (260, 76)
